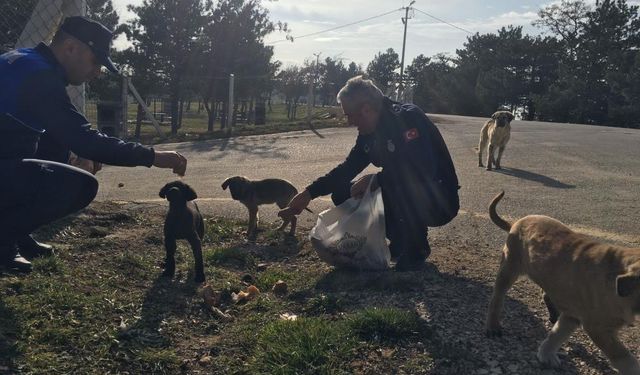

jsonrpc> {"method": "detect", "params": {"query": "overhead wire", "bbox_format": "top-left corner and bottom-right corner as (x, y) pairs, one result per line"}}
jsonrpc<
(412, 7), (474, 34)
(267, 8), (403, 44)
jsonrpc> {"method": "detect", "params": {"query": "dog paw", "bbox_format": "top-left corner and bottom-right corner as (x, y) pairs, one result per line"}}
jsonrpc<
(485, 327), (503, 338)
(161, 270), (174, 278)
(537, 347), (561, 368)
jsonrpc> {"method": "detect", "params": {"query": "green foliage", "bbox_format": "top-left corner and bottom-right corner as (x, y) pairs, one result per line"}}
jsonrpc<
(136, 348), (181, 372)
(205, 247), (256, 269)
(304, 294), (343, 315)
(203, 217), (237, 243)
(366, 48), (400, 94)
(255, 269), (291, 291)
(249, 318), (355, 375)
(347, 308), (428, 343)
(32, 256), (66, 275)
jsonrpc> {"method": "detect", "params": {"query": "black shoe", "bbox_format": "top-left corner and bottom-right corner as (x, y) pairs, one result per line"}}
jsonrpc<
(389, 243), (401, 262)
(0, 245), (32, 273)
(17, 235), (54, 259)
(395, 258), (426, 272)
(394, 249), (427, 272)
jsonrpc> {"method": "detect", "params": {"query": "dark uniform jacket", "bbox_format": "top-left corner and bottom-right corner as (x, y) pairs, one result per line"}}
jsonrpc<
(0, 43), (154, 166)
(307, 97), (459, 227)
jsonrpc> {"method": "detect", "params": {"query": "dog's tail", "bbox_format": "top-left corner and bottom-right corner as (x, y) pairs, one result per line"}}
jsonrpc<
(489, 191), (512, 232)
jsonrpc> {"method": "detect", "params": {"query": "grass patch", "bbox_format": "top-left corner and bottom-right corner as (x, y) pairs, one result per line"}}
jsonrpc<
(0, 202), (445, 374)
(203, 217), (238, 243)
(347, 308), (428, 343)
(304, 294), (344, 315)
(254, 269), (291, 291)
(205, 247), (256, 269)
(134, 347), (181, 372)
(249, 317), (355, 375)
(32, 256), (66, 275)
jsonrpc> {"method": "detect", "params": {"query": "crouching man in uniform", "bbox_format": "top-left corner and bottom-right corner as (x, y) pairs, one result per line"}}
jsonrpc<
(279, 76), (460, 271)
(0, 16), (187, 272)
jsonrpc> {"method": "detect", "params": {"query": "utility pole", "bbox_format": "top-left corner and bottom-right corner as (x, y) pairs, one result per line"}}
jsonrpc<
(398, 0), (415, 101)
(307, 52), (321, 127)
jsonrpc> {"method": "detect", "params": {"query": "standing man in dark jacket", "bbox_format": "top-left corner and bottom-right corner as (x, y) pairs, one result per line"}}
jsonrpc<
(0, 16), (187, 272)
(279, 76), (459, 271)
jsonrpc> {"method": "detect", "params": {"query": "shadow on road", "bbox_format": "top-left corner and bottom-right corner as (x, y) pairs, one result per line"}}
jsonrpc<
(194, 137), (290, 161)
(497, 167), (575, 189)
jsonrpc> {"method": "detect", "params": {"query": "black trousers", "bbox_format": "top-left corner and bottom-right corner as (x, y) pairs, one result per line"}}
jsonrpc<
(0, 159), (98, 249)
(330, 182), (430, 261)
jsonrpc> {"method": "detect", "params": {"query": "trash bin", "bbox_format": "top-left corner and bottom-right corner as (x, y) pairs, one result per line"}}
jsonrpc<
(96, 101), (123, 137)
(254, 101), (266, 125)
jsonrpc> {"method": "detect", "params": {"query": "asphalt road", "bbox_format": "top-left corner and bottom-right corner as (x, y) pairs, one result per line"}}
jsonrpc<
(96, 114), (640, 247)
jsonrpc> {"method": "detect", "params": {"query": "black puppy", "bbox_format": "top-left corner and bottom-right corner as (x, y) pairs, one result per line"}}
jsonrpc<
(159, 181), (205, 282)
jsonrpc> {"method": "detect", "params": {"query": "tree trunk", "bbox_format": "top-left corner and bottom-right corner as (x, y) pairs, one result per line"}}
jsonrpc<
(204, 97), (216, 132)
(220, 101), (227, 130)
(170, 96), (179, 135)
(178, 100), (184, 129)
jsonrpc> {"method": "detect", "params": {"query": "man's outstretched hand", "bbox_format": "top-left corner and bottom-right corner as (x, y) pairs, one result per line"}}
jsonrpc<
(278, 189), (312, 220)
(69, 153), (102, 175)
(153, 151), (187, 176)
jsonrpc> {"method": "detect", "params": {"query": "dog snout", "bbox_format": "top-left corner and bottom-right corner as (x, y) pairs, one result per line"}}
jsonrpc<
(496, 117), (509, 127)
(166, 187), (182, 201)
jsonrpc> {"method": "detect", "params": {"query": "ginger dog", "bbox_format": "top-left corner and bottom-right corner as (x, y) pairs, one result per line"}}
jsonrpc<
(485, 191), (640, 374)
(478, 111), (514, 171)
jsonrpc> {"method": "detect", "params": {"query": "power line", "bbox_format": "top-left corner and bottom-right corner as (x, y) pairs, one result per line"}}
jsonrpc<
(267, 8), (403, 45)
(413, 7), (474, 34)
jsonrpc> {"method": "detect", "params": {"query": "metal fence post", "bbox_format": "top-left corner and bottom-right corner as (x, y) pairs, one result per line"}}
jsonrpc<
(121, 74), (129, 139)
(227, 73), (235, 134)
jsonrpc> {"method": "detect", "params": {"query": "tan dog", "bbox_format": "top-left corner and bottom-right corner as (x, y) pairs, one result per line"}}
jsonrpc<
(486, 191), (640, 374)
(221, 176), (308, 239)
(478, 111), (514, 171)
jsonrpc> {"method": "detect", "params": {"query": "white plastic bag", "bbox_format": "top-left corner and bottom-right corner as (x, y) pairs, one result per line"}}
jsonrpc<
(309, 179), (390, 270)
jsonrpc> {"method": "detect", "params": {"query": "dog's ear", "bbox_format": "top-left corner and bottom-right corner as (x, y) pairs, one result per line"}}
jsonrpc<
(221, 177), (233, 190)
(159, 183), (170, 198)
(616, 272), (640, 297)
(181, 182), (198, 201)
(491, 112), (499, 120)
(507, 112), (514, 122)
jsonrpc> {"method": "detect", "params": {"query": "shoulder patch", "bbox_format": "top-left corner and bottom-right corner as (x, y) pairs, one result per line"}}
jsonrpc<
(404, 128), (420, 142)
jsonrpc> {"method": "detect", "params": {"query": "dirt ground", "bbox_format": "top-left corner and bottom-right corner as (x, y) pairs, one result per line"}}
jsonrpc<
(1, 200), (638, 374)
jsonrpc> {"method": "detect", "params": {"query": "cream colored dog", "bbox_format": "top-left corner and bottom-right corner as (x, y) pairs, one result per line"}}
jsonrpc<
(478, 111), (514, 171)
(485, 191), (640, 374)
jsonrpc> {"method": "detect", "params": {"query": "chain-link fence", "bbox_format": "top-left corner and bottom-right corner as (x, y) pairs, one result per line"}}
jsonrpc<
(1, 1), (345, 141)
(1, 0), (87, 111)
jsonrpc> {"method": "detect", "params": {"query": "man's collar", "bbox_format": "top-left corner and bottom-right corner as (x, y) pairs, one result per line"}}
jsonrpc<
(34, 42), (69, 85)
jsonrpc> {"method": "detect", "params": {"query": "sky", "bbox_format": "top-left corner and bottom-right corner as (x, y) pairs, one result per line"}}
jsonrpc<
(110, 0), (639, 68)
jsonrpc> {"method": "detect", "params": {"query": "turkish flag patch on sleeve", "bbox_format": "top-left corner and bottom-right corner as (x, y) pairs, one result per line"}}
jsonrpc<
(404, 128), (420, 142)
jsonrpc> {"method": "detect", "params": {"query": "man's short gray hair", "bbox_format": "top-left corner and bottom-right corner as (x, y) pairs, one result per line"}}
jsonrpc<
(336, 76), (384, 112)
